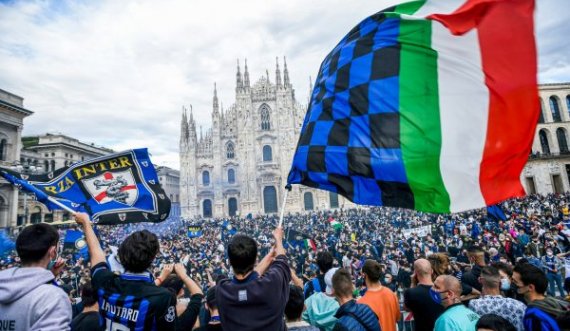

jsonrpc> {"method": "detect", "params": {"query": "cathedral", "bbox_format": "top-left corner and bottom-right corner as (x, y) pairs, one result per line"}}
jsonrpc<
(179, 58), (352, 219)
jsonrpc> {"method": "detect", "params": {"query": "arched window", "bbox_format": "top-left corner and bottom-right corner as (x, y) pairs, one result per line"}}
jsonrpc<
(260, 105), (271, 130)
(567, 95), (570, 118)
(203, 199), (212, 218)
(304, 192), (314, 211)
(0, 139), (6, 161)
(50, 160), (56, 171)
(263, 186), (278, 213)
(228, 197), (238, 217)
(226, 142), (235, 159)
(557, 128), (569, 154)
(44, 160), (49, 172)
(329, 192), (339, 209)
(202, 171), (210, 186)
(228, 169), (235, 184)
(539, 129), (551, 154)
(263, 145), (273, 162)
(538, 101), (545, 123)
(550, 96), (562, 122)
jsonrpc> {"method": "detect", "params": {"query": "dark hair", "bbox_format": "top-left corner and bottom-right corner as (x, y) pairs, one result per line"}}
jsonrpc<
(480, 266), (500, 288)
(16, 223), (59, 264)
(476, 314), (516, 331)
(285, 285), (305, 321)
(162, 275), (184, 297)
(513, 263), (548, 294)
(227, 234), (257, 275)
(80, 283), (98, 307)
(332, 268), (353, 298)
(362, 259), (382, 282)
(206, 286), (217, 310)
(316, 252), (334, 273)
(118, 230), (159, 273)
(491, 262), (513, 277)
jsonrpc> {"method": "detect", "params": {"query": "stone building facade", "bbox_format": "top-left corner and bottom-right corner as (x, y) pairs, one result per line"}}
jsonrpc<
(180, 58), (352, 219)
(523, 83), (570, 195)
(157, 166), (180, 218)
(0, 89), (33, 228)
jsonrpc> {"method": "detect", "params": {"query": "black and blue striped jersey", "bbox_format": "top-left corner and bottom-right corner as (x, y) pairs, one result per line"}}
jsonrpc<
(91, 262), (177, 331)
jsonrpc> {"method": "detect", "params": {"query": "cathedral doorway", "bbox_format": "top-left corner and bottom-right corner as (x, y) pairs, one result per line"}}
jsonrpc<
(263, 186), (278, 213)
(304, 192), (314, 211)
(203, 199), (213, 218)
(228, 198), (238, 217)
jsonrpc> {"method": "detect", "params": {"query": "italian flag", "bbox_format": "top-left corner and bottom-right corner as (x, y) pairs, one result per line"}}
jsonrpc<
(392, 0), (538, 213)
(329, 219), (343, 231)
(305, 239), (317, 252)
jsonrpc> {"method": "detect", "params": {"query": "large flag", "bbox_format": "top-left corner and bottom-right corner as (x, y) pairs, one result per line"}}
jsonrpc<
(63, 230), (89, 259)
(1, 149), (171, 224)
(187, 225), (203, 238)
(287, 0), (538, 213)
(0, 230), (15, 257)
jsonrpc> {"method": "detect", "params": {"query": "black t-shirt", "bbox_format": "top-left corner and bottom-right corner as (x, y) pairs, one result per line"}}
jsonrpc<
(70, 311), (105, 331)
(403, 284), (444, 331)
(91, 262), (177, 331)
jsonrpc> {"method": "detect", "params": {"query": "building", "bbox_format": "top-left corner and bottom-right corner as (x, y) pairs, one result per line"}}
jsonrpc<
(157, 166), (180, 218)
(16, 133), (114, 225)
(180, 58), (352, 219)
(523, 83), (570, 195)
(0, 89), (33, 228)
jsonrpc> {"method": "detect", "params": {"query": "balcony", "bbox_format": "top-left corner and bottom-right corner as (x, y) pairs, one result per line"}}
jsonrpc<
(529, 151), (570, 160)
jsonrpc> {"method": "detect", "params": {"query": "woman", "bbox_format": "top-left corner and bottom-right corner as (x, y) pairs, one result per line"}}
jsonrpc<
(428, 253), (480, 301)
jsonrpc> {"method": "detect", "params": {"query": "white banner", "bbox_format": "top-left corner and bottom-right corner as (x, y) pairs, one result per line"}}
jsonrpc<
(401, 225), (432, 239)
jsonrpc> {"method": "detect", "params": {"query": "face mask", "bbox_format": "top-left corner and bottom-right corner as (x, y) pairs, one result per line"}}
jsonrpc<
(47, 248), (58, 270)
(547, 251), (553, 256)
(500, 278), (511, 291)
(429, 288), (446, 305)
(384, 277), (391, 283)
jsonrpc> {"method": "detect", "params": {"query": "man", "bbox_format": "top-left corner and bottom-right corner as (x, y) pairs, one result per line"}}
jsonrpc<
(404, 259), (444, 331)
(462, 246), (486, 292)
(303, 267), (340, 331)
(357, 259), (400, 331)
(71, 284), (104, 331)
(512, 263), (570, 330)
(285, 285), (319, 330)
(216, 228), (291, 330)
(75, 213), (177, 330)
(542, 248), (566, 297)
(304, 251), (334, 298)
(196, 286), (222, 331)
(0, 223), (71, 331)
(331, 268), (380, 331)
(468, 266), (526, 331)
(432, 275), (480, 331)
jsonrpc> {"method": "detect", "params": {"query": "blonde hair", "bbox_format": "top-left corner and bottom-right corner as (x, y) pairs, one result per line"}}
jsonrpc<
(428, 253), (450, 279)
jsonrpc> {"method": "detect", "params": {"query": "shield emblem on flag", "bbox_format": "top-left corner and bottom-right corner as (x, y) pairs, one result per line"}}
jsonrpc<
(75, 238), (87, 250)
(141, 161), (149, 167)
(83, 170), (138, 206)
(118, 213), (127, 221)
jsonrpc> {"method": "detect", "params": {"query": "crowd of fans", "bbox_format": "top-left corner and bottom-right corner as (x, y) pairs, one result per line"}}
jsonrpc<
(2, 193), (570, 330)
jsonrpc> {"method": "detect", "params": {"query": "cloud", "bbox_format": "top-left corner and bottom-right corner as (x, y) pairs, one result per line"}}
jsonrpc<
(0, 0), (568, 169)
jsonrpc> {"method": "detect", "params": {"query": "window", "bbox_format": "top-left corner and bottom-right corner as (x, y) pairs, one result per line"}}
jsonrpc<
(263, 145), (272, 162)
(226, 142), (235, 159)
(260, 105), (271, 130)
(550, 96), (562, 122)
(304, 192), (314, 211)
(567, 95), (570, 119)
(44, 160), (49, 171)
(329, 192), (339, 208)
(202, 171), (210, 186)
(0, 139), (6, 161)
(263, 186), (278, 213)
(228, 169), (235, 184)
(203, 199), (213, 217)
(557, 128), (569, 153)
(50, 160), (56, 171)
(539, 129), (551, 154)
(539, 100), (545, 123)
(228, 198), (238, 217)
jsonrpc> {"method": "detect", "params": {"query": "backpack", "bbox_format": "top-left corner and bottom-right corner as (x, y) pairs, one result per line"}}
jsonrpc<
(524, 307), (561, 331)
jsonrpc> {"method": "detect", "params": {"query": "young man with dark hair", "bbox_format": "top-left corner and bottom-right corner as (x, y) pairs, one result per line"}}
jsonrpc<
(332, 268), (380, 331)
(286, 285), (319, 330)
(71, 283), (104, 331)
(304, 251), (334, 298)
(358, 259), (400, 331)
(75, 212), (177, 331)
(0, 223), (71, 331)
(512, 263), (569, 330)
(462, 245), (486, 292)
(216, 228), (291, 330)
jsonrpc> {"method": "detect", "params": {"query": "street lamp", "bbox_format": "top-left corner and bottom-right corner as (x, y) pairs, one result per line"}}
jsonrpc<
(10, 162), (43, 225)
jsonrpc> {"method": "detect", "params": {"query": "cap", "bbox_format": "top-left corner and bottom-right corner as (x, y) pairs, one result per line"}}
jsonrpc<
(324, 267), (339, 295)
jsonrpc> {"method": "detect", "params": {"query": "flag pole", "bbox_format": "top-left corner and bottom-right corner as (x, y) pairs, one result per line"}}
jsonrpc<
(47, 196), (77, 214)
(277, 186), (290, 228)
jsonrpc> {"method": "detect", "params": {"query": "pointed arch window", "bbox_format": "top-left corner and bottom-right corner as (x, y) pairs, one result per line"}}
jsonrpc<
(260, 105), (271, 130)
(550, 96), (562, 122)
(226, 142), (235, 159)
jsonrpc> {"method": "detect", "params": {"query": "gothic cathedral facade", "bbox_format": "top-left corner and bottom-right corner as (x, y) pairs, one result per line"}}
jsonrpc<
(179, 58), (352, 219)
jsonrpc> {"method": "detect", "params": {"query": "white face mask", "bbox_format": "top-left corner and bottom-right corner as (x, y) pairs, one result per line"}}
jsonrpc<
(384, 277), (391, 283)
(500, 278), (511, 291)
(547, 251), (553, 256)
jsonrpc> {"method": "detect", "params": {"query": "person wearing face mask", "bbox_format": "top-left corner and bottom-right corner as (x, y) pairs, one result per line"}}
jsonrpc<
(0, 223), (71, 331)
(541, 248), (566, 297)
(468, 267), (526, 331)
(432, 275), (480, 331)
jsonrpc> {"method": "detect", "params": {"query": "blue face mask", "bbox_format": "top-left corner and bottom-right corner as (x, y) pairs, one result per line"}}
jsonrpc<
(429, 288), (445, 305)
(500, 278), (511, 291)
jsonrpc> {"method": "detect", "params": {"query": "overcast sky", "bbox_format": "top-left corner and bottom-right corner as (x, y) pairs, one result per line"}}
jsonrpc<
(0, 0), (568, 169)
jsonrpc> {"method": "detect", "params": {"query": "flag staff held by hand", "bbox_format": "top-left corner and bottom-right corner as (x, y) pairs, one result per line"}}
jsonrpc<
(277, 185), (292, 228)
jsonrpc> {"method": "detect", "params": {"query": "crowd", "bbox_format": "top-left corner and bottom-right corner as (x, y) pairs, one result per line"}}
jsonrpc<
(2, 193), (570, 330)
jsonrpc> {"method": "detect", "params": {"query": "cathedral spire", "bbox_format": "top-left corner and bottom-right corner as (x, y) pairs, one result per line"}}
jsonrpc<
(283, 56), (290, 88)
(236, 59), (243, 93)
(244, 58), (250, 89)
(180, 106), (189, 145)
(275, 57), (282, 88)
(213, 82), (219, 115)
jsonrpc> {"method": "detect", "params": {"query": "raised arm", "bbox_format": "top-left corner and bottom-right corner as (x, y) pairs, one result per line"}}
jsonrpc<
(175, 263), (203, 295)
(74, 213), (106, 266)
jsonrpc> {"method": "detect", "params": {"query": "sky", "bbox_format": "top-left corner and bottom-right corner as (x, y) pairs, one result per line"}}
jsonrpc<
(0, 0), (569, 170)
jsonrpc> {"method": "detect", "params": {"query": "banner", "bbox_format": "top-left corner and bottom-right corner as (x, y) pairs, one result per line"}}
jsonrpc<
(188, 225), (203, 238)
(401, 225), (432, 239)
(1, 149), (170, 224)
(63, 230), (88, 259)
